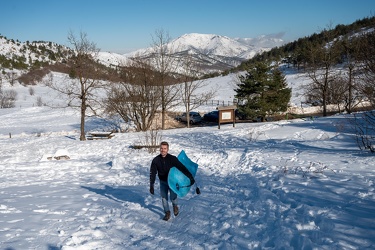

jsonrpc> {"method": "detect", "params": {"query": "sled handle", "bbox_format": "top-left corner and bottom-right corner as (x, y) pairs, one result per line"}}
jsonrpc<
(176, 183), (191, 190)
(176, 183), (201, 195)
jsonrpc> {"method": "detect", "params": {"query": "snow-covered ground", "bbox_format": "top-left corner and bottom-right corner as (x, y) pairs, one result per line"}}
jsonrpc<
(0, 71), (374, 249)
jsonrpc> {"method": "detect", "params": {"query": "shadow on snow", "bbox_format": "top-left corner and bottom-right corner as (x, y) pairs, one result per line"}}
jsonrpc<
(81, 185), (163, 217)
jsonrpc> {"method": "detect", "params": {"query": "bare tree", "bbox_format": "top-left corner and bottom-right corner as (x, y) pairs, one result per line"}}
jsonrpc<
(338, 36), (364, 113)
(304, 26), (341, 116)
(49, 31), (106, 140)
(327, 75), (346, 113)
(5, 71), (17, 86)
(179, 55), (216, 127)
(28, 86), (35, 96)
(0, 89), (17, 108)
(106, 58), (161, 132)
(36, 96), (43, 107)
(343, 30), (375, 153)
(351, 111), (375, 153)
(0, 74), (18, 108)
(150, 29), (180, 129)
(357, 30), (375, 107)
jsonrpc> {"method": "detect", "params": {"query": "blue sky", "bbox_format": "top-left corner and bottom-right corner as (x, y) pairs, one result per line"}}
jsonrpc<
(1, 0), (374, 54)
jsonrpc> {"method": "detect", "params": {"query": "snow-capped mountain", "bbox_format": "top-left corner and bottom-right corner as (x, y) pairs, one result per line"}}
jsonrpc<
(117, 33), (285, 72)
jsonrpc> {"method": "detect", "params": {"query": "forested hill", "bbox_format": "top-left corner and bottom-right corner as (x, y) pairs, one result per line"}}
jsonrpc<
(231, 16), (375, 73)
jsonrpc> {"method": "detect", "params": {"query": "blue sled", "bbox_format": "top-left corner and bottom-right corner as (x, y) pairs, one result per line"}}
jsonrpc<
(168, 150), (198, 197)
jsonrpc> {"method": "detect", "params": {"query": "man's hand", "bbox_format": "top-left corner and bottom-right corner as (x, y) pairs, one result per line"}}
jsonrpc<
(150, 186), (154, 195)
(190, 178), (195, 186)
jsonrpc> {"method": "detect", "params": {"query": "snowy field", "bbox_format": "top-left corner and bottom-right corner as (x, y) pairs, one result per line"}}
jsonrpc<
(0, 71), (374, 249)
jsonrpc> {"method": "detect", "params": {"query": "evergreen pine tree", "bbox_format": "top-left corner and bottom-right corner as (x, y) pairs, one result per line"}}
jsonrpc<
(235, 61), (291, 121)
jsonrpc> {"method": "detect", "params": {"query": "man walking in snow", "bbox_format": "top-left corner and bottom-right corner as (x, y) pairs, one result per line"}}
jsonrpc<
(150, 141), (195, 221)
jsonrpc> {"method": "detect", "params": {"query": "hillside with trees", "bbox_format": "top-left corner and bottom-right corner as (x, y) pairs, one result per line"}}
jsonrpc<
(231, 16), (375, 113)
(1, 16), (374, 148)
(234, 16), (375, 70)
(232, 16), (375, 152)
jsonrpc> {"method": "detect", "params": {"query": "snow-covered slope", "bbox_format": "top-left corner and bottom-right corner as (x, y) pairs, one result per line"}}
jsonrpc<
(0, 74), (374, 249)
(95, 51), (129, 67)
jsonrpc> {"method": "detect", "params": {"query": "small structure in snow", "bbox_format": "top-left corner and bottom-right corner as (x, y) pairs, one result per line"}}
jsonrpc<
(46, 149), (70, 160)
(87, 132), (114, 140)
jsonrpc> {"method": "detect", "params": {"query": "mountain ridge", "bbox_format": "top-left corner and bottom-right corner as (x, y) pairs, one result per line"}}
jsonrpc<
(1, 32), (284, 74)
(117, 33), (285, 72)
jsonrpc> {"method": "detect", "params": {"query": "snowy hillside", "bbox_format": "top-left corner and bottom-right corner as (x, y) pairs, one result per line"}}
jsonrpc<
(0, 36), (69, 66)
(95, 51), (129, 68)
(0, 70), (374, 249)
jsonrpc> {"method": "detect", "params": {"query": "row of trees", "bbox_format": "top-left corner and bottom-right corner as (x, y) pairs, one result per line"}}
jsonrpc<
(239, 28), (375, 119)
(233, 21), (375, 152)
(302, 26), (375, 116)
(49, 30), (215, 141)
(234, 16), (375, 117)
(295, 27), (375, 153)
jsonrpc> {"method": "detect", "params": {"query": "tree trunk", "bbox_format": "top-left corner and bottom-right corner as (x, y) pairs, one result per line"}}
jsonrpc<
(80, 98), (86, 141)
(161, 85), (165, 130)
(347, 66), (353, 114)
(322, 90), (327, 117)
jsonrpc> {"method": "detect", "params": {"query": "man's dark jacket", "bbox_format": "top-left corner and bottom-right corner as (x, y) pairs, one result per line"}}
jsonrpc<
(150, 153), (194, 186)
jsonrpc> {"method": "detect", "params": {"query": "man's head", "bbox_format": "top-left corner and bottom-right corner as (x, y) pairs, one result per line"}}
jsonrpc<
(160, 141), (169, 157)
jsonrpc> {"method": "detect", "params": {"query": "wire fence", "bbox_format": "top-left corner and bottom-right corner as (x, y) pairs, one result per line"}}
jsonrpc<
(202, 100), (236, 107)
(171, 99), (238, 113)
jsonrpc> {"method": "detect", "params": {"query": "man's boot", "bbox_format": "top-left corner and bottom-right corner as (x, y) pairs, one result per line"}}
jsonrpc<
(173, 205), (179, 216)
(163, 211), (171, 221)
